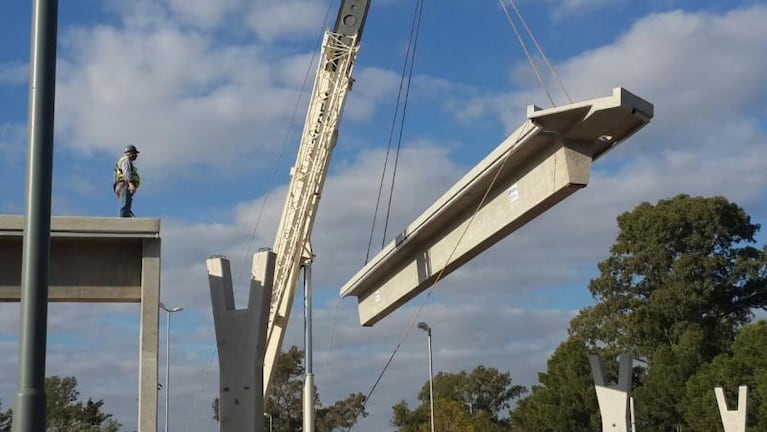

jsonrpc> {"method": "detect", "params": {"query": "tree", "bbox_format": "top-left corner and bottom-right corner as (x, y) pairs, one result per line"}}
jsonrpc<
(265, 346), (307, 431)
(264, 345), (369, 430)
(1, 376), (120, 432)
(567, 194), (767, 430)
(392, 365), (526, 431)
(631, 335), (705, 430)
(571, 195), (767, 360)
(0, 399), (11, 432)
(44, 376), (121, 432)
(683, 320), (767, 430)
(510, 337), (600, 432)
(213, 346), (367, 431)
(315, 392), (367, 432)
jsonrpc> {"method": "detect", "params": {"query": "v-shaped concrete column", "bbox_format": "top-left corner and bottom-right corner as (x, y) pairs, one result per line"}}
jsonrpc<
(207, 250), (275, 432)
(589, 352), (633, 432)
(715, 386), (747, 432)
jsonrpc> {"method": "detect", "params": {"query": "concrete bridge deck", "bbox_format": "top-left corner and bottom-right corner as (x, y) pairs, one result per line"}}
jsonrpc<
(0, 215), (161, 432)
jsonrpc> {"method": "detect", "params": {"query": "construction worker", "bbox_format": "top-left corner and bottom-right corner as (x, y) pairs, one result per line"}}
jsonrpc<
(114, 145), (141, 217)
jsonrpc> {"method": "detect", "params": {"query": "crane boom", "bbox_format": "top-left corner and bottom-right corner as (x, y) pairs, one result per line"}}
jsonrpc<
(263, 0), (372, 396)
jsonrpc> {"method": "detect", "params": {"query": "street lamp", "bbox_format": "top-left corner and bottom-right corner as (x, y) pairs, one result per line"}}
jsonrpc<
(264, 412), (273, 432)
(159, 302), (183, 432)
(417, 322), (435, 432)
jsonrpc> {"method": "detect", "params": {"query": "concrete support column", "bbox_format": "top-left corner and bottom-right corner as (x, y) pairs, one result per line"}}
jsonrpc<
(589, 352), (632, 432)
(207, 250), (275, 432)
(138, 238), (161, 432)
(715, 386), (747, 432)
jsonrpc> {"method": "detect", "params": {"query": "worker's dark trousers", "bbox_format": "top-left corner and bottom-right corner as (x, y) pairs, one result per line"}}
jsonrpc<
(119, 190), (134, 217)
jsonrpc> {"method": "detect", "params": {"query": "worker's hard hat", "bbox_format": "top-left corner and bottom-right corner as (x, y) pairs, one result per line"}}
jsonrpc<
(124, 144), (140, 154)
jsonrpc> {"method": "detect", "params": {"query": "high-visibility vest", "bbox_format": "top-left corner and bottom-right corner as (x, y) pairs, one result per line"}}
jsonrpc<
(114, 155), (141, 188)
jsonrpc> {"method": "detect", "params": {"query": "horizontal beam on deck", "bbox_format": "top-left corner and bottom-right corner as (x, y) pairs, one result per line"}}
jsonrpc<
(340, 87), (653, 326)
(0, 215), (160, 238)
(0, 216), (160, 302)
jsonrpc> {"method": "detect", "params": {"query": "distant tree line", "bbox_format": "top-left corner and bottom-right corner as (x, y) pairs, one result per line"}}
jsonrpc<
(0, 376), (120, 432)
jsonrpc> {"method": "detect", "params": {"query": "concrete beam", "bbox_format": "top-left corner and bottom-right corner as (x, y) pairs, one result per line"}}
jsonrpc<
(0, 216), (159, 302)
(340, 88), (653, 326)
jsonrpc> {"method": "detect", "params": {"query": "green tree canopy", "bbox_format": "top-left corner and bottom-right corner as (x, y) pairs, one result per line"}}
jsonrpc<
(683, 320), (767, 430)
(315, 392), (367, 431)
(0, 399), (11, 432)
(515, 195), (767, 431)
(45, 376), (120, 432)
(265, 346), (307, 431)
(1, 377), (120, 432)
(632, 335), (706, 430)
(571, 195), (767, 359)
(510, 337), (600, 432)
(392, 365), (526, 431)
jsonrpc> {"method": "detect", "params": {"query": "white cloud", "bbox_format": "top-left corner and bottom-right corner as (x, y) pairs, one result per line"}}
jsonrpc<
(0, 122), (25, 162)
(548, 0), (623, 18)
(55, 24), (299, 176)
(166, 0), (243, 29)
(559, 7), (767, 119)
(345, 67), (403, 121)
(245, 0), (329, 42)
(0, 62), (27, 86)
(50, 4), (398, 185)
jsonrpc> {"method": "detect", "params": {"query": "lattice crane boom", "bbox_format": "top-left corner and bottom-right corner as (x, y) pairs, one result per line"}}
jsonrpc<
(263, 0), (372, 396)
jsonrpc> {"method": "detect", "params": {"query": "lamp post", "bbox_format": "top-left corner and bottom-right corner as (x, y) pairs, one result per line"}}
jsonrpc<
(417, 322), (435, 432)
(264, 412), (273, 432)
(159, 302), (183, 432)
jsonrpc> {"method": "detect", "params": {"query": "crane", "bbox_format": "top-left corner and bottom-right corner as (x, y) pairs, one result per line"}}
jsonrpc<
(206, 3), (373, 428)
(263, 0), (373, 396)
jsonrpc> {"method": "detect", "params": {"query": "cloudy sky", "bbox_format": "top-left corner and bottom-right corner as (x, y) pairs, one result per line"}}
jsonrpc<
(2, 0), (767, 430)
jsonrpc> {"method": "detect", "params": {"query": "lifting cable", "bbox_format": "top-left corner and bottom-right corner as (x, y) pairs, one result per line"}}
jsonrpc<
(345, 2), (575, 428)
(363, 0), (425, 263)
(347, 120), (539, 430)
(499, 0), (573, 106)
(326, 0), (427, 412)
(321, 0), (425, 395)
(182, 0), (339, 429)
(380, 0), (425, 250)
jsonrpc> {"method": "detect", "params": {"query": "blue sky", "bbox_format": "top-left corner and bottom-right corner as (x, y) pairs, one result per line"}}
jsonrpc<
(2, 0), (767, 430)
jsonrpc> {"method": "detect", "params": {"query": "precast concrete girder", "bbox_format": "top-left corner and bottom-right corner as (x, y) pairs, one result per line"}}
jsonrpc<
(340, 87), (653, 326)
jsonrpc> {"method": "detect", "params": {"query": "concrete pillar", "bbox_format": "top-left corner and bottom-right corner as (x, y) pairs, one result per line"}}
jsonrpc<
(138, 238), (161, 432)
(589, 352), (632, 432)
(207, 250), (275, 432)
(715, 386), (747, 432)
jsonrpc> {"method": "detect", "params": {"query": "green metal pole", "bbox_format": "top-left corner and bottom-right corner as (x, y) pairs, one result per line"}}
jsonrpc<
(14, 0), (58, 430)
